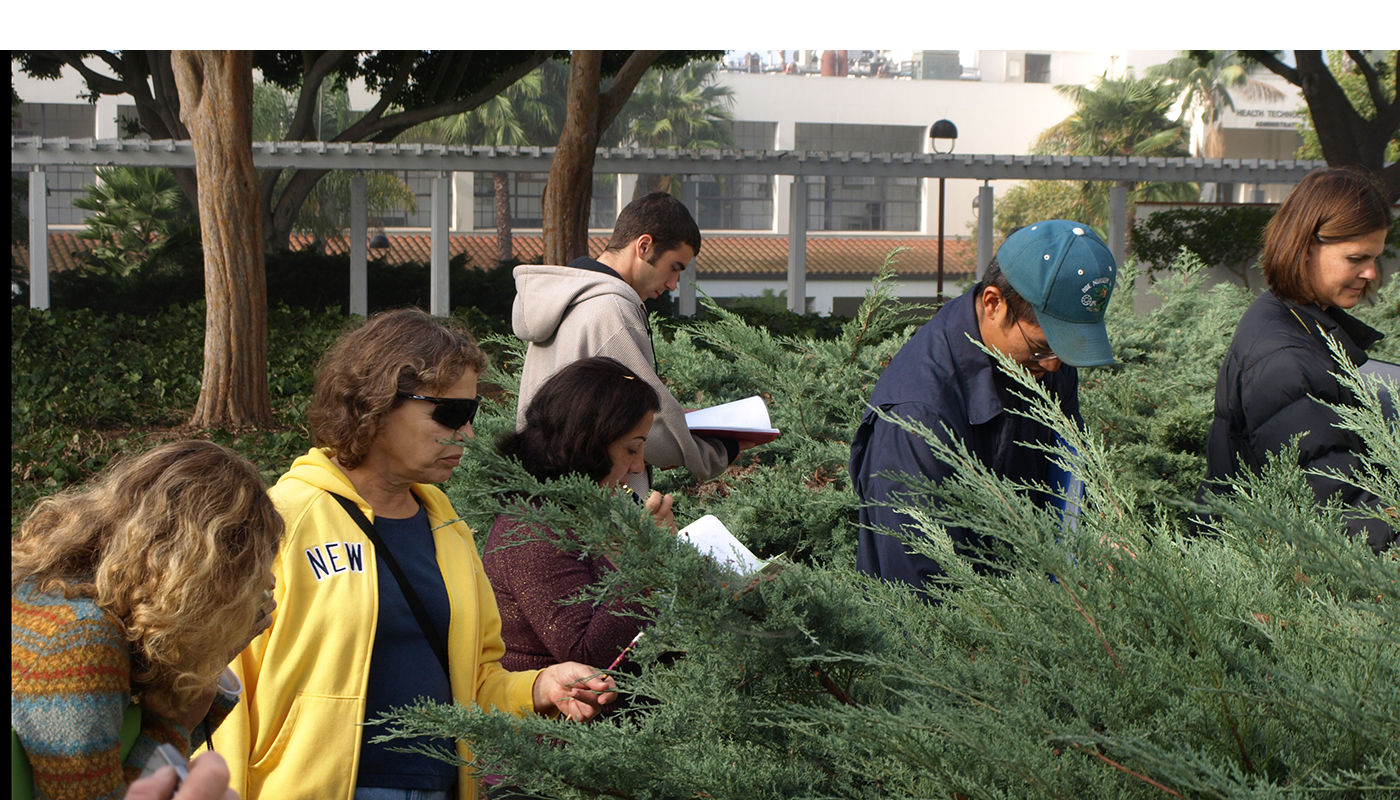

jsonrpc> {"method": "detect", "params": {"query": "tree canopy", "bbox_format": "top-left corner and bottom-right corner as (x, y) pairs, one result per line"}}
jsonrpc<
(12, 50), (553, 251)
(1238, 50), (1400, 200)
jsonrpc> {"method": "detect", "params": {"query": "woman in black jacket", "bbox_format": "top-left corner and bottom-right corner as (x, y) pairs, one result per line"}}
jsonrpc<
(1200, 167), (1395, 553)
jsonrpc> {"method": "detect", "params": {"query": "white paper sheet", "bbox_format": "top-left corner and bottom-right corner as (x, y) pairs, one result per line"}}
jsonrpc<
(677, 514), (768, 576)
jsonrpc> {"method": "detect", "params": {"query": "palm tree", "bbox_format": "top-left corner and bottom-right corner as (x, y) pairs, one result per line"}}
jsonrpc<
(425, 65), (564, 263)
(72, 166), (199, 277)
(1021, 70), (1197, 234)
(1041, 71), (1189, 160)
(1146, 51), (1285, 159)
(607, 60), (736, 197)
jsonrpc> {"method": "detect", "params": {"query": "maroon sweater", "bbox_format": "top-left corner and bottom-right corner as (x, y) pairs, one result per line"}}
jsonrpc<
(483, 513), (646, 673)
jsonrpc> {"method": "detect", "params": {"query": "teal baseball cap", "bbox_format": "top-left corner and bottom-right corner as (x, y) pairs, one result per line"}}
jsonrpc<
(994, 220), (1118, 367)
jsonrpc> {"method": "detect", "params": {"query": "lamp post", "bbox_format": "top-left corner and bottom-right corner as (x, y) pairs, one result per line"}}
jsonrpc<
(929, 119), (958, 300)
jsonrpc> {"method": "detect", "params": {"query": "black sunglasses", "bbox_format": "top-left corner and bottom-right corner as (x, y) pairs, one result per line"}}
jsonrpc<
(397, 392), (480, 430)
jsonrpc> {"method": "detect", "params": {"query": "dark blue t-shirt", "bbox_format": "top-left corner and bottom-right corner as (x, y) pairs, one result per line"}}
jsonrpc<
(357, 501), (456, 790)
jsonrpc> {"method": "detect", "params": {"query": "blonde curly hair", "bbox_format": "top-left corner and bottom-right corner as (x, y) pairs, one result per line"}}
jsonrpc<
(12, 440), (284, 709)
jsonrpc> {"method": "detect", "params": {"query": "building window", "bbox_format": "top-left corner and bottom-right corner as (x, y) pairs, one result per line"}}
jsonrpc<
(12, 103), (97, 139)
(676, 121), (776, 230)
(806, 175), (920, 232)
(795, 123), (924, 231)
(694, 174), (773, 229)
(13, 104), (103, 224)
(9, 165), (100, 225)
(591, 175), (617, 229)
(473, 173), (616, 230)
(117, 104), (140, 137)
(379, 171), (436, 228)
(1025, 54), (1051, 84)
(795, 122), (924, 154)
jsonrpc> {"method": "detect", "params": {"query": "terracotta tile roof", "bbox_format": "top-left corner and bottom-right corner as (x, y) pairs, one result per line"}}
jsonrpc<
(695, 235), (975, 279)
(287, 233), (615, 270)
(13, 232), (101, 274)
(17, 231), (976, 280)
(294, 232), (976, 279)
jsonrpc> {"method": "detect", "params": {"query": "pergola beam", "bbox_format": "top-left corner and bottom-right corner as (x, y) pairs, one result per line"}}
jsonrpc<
(12, 137), (1335, 183)
(17, 136), (1351, 316)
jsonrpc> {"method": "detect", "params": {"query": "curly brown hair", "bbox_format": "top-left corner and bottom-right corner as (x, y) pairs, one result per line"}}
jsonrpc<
(1262, 167), (1392, 304)
(310, 307), (489, 470)
(11, 441), (283, 709)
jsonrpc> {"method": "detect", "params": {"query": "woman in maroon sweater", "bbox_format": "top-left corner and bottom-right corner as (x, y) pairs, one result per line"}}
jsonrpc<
(485, 357), (676, 673)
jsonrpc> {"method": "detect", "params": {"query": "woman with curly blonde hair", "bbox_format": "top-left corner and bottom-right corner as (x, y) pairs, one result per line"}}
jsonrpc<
(11, 440), (282, 800)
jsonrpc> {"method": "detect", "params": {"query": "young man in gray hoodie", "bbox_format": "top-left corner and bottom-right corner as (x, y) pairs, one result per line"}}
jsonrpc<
(513, 192), (754, 493)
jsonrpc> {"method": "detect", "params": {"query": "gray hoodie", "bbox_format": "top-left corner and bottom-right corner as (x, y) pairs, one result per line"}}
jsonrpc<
(512, 264), (734, 490)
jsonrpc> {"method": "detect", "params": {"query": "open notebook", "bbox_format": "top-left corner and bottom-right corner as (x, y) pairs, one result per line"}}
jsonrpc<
(685, 396), (780, 444)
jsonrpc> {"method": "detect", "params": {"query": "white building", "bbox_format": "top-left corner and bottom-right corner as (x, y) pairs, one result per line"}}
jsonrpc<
(12, 50), (1311, 311)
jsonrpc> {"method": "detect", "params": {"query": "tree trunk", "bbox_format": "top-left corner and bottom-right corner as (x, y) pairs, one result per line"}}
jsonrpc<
(1203, 122), (1226, 160)
(264, 167), (332, 253)
(493, 171), (513, 263)
(1244, 50), (1400, 201)
(543, 52), (604, 265)
(543, 50), (664, 265)
(172, 50), (274, 428)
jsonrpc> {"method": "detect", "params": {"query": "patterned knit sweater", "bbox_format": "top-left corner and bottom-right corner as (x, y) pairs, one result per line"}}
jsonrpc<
(11, 584), (233, 800)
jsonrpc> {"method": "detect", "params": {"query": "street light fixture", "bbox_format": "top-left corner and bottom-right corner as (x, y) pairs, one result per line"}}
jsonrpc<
(929, 120), (958, 300)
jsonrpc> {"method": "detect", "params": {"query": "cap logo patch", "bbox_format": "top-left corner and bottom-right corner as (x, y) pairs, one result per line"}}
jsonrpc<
(1081, 277), (1112, 310)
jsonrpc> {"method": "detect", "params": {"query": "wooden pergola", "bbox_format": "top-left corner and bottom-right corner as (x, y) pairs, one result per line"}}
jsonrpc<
(12, 136), (1330, 315)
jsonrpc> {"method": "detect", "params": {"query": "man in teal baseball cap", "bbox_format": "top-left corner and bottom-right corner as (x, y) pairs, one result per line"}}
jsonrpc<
(992, 219), (1117, 367)
(850, 220), (1117, 598)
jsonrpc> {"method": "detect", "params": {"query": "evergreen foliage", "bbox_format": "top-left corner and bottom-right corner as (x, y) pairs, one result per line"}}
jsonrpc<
(1130, 206), (1276, 289)
(11, 243), (1399, 795)
(70, 167), (202, 279)
(369, 250), (1398, 799)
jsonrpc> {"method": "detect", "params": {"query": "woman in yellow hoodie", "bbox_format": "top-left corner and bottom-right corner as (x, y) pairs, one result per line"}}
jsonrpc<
(212, 308), (616, 800)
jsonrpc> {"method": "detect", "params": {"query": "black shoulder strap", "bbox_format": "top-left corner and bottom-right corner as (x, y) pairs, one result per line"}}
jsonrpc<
(328, 492), (451, 678)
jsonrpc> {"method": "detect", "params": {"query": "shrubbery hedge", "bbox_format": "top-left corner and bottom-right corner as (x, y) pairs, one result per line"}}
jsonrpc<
(11, 251), (1399, 798)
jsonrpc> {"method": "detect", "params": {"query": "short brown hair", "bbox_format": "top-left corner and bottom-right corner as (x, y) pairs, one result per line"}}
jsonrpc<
(1262, 167), (1392, 304)
(12, 441), (283, 709)
(980, 256), (1038, 327)
(310, 308), (488, 470)
(604, 191), (702, 259)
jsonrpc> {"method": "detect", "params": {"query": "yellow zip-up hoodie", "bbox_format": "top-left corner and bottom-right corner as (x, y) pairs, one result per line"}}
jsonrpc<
(210, 448), (540, 800)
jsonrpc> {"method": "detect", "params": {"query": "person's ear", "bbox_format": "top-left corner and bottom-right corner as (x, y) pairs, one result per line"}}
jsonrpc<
(634, 234), (653, 261)
(980, 285), (1005, 325)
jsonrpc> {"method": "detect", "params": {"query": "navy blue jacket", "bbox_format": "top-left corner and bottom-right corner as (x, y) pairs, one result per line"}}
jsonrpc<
(850, 289), (1080, 595)
(1200, 291), (1394, 552)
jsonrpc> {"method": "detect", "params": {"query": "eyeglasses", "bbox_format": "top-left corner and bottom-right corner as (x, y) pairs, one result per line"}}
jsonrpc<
(1014, 319), (1059, 363)
(397, 392), (480, 430)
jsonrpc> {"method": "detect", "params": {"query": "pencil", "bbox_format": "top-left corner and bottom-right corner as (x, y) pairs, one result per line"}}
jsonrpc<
(607, 631), (645, 671)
